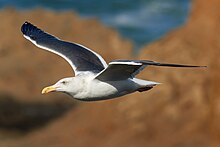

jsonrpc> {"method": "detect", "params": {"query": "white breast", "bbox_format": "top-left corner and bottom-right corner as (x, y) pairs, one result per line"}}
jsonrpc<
(73, 77), (138, 101)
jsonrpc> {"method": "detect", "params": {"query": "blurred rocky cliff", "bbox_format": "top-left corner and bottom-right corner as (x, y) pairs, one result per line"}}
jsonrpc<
(0, 0), (219, 146)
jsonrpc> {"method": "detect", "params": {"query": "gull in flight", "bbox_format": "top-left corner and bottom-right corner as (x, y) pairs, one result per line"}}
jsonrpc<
(21, 22), (205, 101)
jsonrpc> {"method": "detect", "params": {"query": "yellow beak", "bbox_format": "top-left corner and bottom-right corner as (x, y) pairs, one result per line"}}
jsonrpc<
(41, 85), (56, 94)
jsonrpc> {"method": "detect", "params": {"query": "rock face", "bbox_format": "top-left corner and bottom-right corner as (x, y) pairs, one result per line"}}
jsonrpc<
(0, 0), (220, 146)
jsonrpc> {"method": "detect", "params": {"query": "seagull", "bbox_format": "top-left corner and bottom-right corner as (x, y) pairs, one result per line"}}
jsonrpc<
(21, 22), (205, 101)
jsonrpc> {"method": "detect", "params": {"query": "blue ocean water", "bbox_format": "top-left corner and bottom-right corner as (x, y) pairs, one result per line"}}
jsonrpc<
(0, 0), (191, 50)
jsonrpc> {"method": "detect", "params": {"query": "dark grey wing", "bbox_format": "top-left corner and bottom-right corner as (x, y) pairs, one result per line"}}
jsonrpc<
(21, 22), (107, 75)
(95, 60), (206, 81)
(95, 62), (143, 81)
(112, 60), (206, 68)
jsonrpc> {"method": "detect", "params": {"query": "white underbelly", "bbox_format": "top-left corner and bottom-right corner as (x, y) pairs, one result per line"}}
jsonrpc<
(74, 79), (138, 101)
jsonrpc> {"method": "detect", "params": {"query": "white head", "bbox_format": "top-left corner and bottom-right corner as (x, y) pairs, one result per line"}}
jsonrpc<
(41, 77), (78, 96)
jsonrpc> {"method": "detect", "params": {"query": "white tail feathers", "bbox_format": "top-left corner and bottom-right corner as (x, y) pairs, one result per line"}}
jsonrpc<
(133, 78), (161, 87)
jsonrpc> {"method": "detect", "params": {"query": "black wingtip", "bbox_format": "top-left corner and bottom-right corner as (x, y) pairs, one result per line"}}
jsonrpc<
(21, 21), (40, 33)
(21, 21), (45, 40)
(153, 63), (207, 68)
(21, 21), (57, 42)
(21, 21), (29, 34)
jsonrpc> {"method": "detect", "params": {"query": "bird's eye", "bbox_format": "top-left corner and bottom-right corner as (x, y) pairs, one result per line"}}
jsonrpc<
(61, 81), (66, 84)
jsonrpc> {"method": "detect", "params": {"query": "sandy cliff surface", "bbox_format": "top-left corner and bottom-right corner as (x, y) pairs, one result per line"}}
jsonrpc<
(0, 0), (220, 146)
